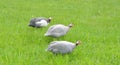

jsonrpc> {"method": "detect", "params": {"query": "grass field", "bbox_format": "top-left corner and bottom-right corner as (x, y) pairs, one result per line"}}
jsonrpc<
(0, 0), (120, 65)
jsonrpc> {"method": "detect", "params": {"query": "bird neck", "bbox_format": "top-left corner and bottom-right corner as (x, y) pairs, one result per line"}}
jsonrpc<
(76, 44), (79, 46)
(47, 19), (51, 23)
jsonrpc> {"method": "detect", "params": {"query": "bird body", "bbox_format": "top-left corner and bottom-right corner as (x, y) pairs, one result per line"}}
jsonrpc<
(44, 24), (72, 38)
(29, 17), (52, 28)
(35, 20), (48, 27)
(46, 41), (80, 54)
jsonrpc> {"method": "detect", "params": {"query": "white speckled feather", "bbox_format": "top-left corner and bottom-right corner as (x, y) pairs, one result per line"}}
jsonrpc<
(35, 20), (48, 27)
(46, 41), (76, 54)
(44, 24), (70, 37)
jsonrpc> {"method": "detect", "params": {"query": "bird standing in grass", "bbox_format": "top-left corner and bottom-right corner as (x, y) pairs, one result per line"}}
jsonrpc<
(46, 40), (81, 54)
(44, 23), (73, 38)
(28, 17), (52, 28)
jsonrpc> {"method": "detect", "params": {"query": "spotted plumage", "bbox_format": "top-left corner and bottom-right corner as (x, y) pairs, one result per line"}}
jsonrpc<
(46, 41), (81, 54)
(44, 24), (73, 38)
(28, 17), (52, 28)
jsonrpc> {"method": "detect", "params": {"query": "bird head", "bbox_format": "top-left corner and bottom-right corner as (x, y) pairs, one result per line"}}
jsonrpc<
(68, 23), (73, 28)
(48, 17), (52, 22)
(76, 40), (81, 46)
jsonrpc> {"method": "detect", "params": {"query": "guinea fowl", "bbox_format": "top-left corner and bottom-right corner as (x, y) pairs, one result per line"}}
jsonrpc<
(28, 17), (52, 28)
(46, 40), (81, 54)
(44, 23), (73, 38)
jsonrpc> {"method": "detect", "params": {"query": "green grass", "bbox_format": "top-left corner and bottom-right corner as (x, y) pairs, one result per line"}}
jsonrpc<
(0, 0), (120, 65)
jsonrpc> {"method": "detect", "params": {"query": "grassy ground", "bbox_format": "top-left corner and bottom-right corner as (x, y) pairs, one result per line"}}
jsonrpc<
(0, 0), (120, 65)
